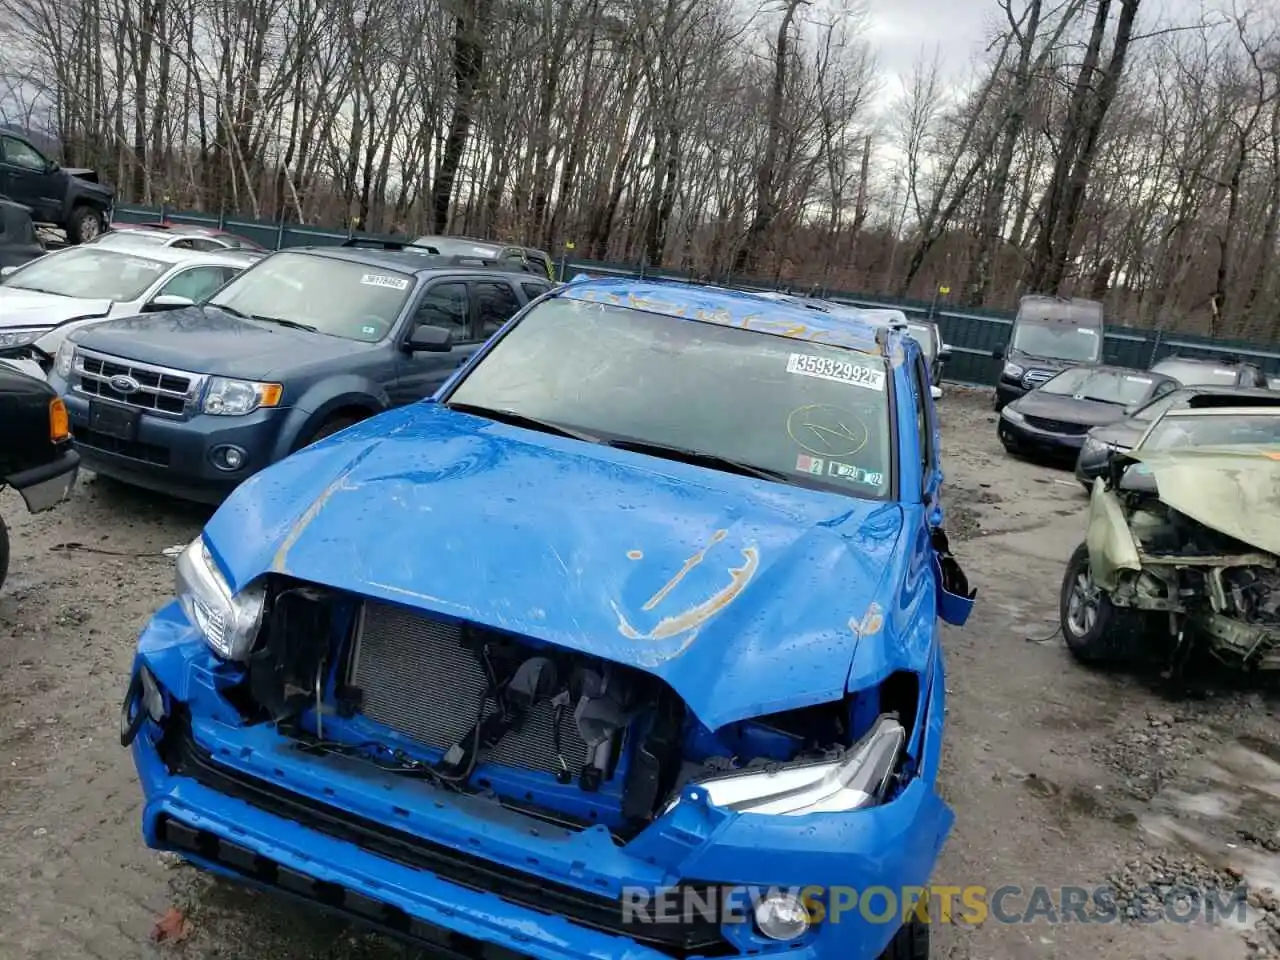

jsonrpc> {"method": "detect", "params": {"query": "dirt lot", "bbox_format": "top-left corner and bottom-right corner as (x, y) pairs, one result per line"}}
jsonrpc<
(2, 387), (1280, 959)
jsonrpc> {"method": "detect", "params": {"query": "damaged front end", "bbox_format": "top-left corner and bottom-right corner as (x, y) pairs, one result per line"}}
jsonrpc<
(122, 535), (951, 960)
(1080, 447), (1280, 671)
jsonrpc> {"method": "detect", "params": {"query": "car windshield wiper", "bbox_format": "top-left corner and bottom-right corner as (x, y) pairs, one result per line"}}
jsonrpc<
(251, 314), (318, 332)
(601, 438), (792, 482)
(445, 402), (600, 442)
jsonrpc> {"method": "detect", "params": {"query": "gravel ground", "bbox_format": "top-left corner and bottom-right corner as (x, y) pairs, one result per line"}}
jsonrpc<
(2, 386), (1280, 959)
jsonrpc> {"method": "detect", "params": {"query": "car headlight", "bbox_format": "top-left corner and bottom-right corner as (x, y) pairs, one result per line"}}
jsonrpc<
(1002, 362), (1025, 379)
(669, 716), (905, 816)
(0, 327), (51, 350)
(54, 339), (75, 378)
(202, 377), (283, 416)
(175, 537), (266, 660)
(1002, 406), (1026, 424)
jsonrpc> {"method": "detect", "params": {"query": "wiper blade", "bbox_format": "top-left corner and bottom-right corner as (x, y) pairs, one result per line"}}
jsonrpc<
(252, 314), (318, 332)
(445, 402), (600, 442)
(603, 438), (791, 482)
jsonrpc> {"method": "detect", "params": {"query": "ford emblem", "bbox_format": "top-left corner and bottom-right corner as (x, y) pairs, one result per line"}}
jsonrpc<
(109, 374), (141, 394)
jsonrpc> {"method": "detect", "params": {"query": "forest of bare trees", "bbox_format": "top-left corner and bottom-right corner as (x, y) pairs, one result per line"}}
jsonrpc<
(0, 0), (1278, 337)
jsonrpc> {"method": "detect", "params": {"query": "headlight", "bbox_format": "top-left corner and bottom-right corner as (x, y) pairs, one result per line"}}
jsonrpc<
(54, 339), (75, 378)
(0, 327), (50, 350)
(1002, 362), (1025, 379)
(671, 716), (905, 816)
(175, 537), (266, 660)
(202, 377), (283, 416)
(1002, 406), (1026, 424)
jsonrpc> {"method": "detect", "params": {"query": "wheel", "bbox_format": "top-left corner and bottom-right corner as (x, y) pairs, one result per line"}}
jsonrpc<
(66, 205), (105, 244)
(300, 415), (362, 449)
(1059, 542), (1141, 664)
(878, 919), (929, 960)
(0, 513), (9, 592)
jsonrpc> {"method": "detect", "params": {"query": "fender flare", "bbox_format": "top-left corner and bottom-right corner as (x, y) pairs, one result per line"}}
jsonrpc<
(270, 379), (389, 460)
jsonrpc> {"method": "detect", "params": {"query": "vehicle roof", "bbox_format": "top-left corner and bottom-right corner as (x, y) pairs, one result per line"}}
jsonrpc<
(1153, 354), (1254, 368)
(1052, 363), (1172, 378)
(60, 239), (259, 268)
(554, 277), (888, 355)
(414, 234), (547, 254)
(282, 244), (538, 278)
(1160, 405), (1280, 419)
(1180, 384), (1280, 401)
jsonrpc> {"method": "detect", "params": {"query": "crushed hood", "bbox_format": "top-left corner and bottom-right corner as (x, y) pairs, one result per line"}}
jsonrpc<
(0, 287), (112, 329)
(1130, 446), (1280, 555)
(205, 403), (906, 730)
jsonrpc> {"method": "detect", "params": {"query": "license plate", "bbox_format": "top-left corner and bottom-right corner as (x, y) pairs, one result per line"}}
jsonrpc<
(89, 401), (139, 440)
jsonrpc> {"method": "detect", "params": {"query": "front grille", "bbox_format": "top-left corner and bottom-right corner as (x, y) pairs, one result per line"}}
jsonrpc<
(1023, 415), (1089, 435)
(350, 601), (592, 776)
(74, 348), (201, 416)
(74, 427), (170, 465)
(158, 714), (732, 956)
(1021, 369), (1054, 390)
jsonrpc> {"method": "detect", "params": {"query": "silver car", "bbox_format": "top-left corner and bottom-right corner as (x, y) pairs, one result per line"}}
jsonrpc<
(0, 240), (262, 363)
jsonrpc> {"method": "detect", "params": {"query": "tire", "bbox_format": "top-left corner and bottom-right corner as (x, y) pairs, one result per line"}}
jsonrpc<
(878, 919), (929, 960)
(1059, 542), (1142, 664)
(0, 513), (9, 593)
(300, 415), (362, 449)
(66, 205), (105, 244)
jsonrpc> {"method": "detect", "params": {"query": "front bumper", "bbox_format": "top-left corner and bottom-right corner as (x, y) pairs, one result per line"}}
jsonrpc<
(58, 387), (289, 504)
(993, 380), (1025, 409)
(6, 446), (79, 512)
(1074, 446), (1118, 485)
(126, 605), (953, 960)
(998, 414), (1085, 460)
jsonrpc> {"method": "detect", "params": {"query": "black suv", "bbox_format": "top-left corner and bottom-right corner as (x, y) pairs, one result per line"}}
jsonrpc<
(1148, 354), (1268, 389)
(0, 130), (114, 243)
(47, 242), (556, 503)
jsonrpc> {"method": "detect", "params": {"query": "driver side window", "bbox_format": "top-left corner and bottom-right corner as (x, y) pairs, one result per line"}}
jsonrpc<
(412, 282), (471, 342)
(155, 266), (234, 303)
(1, 136), (46, 171)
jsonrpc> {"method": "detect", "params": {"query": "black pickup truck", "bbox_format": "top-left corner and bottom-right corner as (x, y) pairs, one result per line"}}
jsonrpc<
(0, 360), (80, 589)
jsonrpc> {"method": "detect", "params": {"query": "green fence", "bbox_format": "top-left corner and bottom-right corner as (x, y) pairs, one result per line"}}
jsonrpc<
(112, 203), (1280, 389)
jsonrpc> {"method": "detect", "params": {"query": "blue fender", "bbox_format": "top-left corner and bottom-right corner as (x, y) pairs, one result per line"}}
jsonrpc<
(269, 378), (390, 459)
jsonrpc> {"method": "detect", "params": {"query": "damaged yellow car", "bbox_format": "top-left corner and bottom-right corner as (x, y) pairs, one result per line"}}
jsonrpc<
(1060, 405), (1280, 674)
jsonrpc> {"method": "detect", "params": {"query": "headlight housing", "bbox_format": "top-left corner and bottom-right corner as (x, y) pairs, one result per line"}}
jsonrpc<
(54, 339), (75, 379)
(1002, 406), (1026, 423)
(0, 326), (51, 350)
(1002, 362), (1025, 379)
(671, 715), (905, 816)
(203, 377), (283, 416)
(175, 537), (266, 660)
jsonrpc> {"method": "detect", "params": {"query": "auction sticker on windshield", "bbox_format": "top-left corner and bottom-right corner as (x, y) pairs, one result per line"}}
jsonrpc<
(786, 353), (885, 391)
(361, 274), (410, 291)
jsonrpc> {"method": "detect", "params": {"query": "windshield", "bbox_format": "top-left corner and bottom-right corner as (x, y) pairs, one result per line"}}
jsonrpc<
(208, 251), (414, 341)
(1126, 391), (1184, 423)
(1040, 368), (1158, 405)
(3, 247), (167, 300)
(1141, 412), (1280, 451)
(1150, 359), (1240, 386)
(1010, 321), (1101, 362)
(97, 231), (170, 246)
(415, 236), (501, 259)
(445, 298), (894, 499)
(906, 323), (937, 359)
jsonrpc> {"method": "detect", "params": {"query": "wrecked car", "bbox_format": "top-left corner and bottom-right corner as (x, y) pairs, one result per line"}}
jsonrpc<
(1061, 405), (1280, 673)
(121, 278), (975, 960)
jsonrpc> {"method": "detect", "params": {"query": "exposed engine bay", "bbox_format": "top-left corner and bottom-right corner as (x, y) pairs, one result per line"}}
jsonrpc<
(227, 582), (918, 839)
(1083, 454), (1280, 671)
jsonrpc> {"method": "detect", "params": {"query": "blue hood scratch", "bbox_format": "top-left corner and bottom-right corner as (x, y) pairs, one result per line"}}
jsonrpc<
(205, 402), (906, 729)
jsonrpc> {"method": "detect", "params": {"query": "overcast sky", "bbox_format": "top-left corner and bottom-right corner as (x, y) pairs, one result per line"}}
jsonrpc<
(867, 0), (997, 84)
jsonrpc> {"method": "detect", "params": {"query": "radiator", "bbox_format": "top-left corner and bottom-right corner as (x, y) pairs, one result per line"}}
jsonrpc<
(348, 600), (591, 776)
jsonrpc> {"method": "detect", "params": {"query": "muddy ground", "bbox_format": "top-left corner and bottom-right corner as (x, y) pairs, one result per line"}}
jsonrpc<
(2, 387), (1279, 959)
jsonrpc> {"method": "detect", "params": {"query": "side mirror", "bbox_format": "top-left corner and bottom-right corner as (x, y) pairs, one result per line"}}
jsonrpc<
(992, 346), (1004, 361)
(938, 344), (953, 362)
(405, 324), (453, 353)
(47, 160), (60, 174)
(143, 294), (195, 312)
(0, 266), (16, 279)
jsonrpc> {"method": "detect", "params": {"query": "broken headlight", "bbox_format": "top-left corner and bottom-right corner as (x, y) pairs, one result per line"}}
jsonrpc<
(672, 715), (906, 817)
(175, 536), (265, 660)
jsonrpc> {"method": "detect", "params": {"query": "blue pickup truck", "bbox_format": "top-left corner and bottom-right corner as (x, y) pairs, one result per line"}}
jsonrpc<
(120, 277), (975, 960)
(49, 242), (553, 503)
